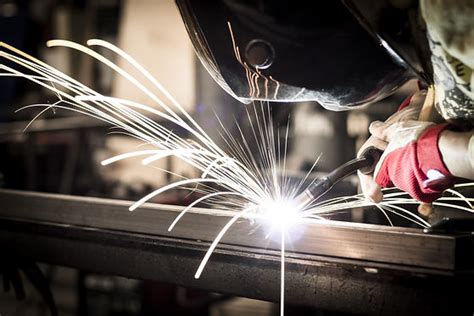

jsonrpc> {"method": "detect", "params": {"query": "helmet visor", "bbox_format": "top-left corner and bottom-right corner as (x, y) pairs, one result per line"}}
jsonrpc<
(176, 0), (414, 110)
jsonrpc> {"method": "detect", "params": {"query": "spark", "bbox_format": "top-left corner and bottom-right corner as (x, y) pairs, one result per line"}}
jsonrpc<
(280, 229), (285, 316)
(0, 40), (300, 315)
(1, 40), (474, 316)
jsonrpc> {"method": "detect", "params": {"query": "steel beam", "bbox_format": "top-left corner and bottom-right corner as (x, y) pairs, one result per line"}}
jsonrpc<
(0, 189), (474, 315)
(0, 189), (471, 270)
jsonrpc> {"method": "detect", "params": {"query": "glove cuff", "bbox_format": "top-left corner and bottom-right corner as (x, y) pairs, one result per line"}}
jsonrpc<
(417, 123), (453, 184)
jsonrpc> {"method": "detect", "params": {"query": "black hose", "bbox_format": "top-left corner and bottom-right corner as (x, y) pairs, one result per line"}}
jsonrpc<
(304, 147), (382, 201)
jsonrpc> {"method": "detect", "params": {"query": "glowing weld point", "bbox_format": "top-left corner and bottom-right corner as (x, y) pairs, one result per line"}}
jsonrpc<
(260, 199), (300, 230)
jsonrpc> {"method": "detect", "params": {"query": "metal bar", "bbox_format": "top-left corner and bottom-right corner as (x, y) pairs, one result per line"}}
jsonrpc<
(0, 189), (469, 270)
(1, 189), (474, 314)
(0, 215), (472, 315)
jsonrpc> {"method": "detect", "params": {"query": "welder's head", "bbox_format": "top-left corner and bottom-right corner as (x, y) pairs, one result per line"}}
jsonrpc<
(176, 0), (427, 110)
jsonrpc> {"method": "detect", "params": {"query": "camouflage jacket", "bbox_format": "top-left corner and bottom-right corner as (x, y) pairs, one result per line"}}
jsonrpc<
(421, 0), (474, 127)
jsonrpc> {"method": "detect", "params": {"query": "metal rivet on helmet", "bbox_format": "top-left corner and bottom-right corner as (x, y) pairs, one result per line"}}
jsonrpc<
(245, 39), (275, 70)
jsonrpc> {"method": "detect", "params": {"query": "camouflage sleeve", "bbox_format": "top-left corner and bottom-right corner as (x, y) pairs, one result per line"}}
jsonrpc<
(420, 0), (474, 127)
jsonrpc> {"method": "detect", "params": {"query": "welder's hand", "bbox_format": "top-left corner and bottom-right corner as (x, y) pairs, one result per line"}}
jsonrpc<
(357, 135), (386, 203)
(370, 121), (455, 203)
(357, 91), (428, 202)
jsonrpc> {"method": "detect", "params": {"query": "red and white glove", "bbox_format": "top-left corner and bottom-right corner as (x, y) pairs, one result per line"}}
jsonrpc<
(358, 90), (455, 203)
(370, 121), (454, 202)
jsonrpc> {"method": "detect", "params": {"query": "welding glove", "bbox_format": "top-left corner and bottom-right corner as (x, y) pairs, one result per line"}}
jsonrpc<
(370, 121), (454, 203)
(358, 90), (455, 203)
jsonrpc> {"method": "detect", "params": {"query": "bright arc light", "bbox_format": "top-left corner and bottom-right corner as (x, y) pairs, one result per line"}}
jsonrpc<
(260, 199), (300, 231)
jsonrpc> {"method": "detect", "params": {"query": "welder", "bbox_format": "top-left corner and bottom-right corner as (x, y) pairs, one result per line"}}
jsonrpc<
(175, 0), (474, 207)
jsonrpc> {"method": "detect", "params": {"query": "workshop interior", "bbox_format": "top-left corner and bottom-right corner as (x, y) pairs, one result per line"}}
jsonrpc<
(0, 0), (473, 315)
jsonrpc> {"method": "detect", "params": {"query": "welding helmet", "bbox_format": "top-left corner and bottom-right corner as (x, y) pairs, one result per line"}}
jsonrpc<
(176, 0), (429, 110)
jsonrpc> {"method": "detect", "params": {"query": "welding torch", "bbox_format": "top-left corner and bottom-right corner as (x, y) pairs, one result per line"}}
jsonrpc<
(294, 87), (444, 211)
(294, 147), (382, 209)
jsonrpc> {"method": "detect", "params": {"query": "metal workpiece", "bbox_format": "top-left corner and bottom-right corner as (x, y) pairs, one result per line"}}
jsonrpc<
(1, 217), (472, 316)
(0, 189), (472, 271)
(0, 189), (474, 315)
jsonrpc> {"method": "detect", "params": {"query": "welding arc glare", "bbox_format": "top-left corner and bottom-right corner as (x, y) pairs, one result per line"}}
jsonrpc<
(259, 199), (300, 232)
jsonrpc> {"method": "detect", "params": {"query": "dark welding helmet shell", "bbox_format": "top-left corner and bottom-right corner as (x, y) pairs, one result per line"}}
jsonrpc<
(176, 0), (417, 110)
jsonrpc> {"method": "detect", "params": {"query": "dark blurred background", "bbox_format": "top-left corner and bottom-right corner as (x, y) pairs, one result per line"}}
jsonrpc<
(0, 0), (415, 315)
